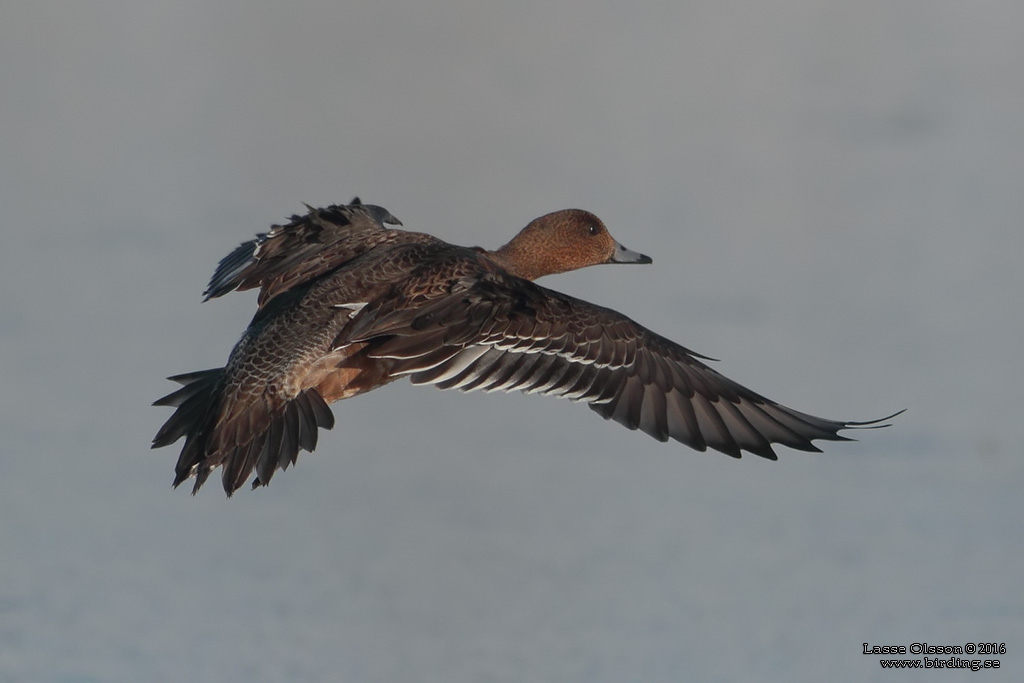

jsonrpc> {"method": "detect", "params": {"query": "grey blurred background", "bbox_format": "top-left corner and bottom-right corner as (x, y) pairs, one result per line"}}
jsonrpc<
(2, 1), (1021, 681)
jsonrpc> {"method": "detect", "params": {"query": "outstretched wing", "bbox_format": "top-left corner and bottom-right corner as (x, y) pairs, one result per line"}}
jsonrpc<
(342, 272), (898, 459)
(204, 198), (403, 306)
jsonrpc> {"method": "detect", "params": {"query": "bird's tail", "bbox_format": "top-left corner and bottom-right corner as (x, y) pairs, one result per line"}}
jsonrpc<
(152, 368), (227, 491)
(153, 368), (337, 495)
(154, 368), (339, 497)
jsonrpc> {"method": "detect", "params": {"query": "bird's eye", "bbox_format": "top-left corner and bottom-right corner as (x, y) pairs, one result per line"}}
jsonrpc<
(587, 224), (600, 236)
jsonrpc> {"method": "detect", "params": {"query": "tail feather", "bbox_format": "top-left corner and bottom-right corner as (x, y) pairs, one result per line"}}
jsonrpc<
(152, 381), (214, 408)
(153, 368), (337, 496)
(152, 369), (222, 448)
(223, 436), (263, 494)
(304, 390), (336, 430)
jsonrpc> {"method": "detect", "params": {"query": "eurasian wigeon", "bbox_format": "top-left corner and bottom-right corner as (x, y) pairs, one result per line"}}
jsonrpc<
(154, 198), (898, 495)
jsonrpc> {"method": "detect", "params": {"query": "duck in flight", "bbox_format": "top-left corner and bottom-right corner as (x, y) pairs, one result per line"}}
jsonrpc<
(153, 198), (898, 495)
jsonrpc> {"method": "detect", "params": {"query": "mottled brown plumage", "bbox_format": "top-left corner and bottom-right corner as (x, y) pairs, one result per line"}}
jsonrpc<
(153, 198), (898, 495)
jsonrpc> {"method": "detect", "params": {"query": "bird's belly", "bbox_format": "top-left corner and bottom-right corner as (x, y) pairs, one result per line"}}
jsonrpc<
(302, 342), (396, 404)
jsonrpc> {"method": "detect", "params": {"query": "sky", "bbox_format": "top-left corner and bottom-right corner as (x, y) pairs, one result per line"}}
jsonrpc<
(1, 1), (1022, 681)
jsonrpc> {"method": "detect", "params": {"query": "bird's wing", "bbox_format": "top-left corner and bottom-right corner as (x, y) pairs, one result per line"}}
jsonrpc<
(203, 198), (403, 307)
(343, 272), (897, 459)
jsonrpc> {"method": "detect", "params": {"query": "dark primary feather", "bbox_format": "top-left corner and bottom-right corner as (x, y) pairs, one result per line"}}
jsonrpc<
(347, 270), (899, 460)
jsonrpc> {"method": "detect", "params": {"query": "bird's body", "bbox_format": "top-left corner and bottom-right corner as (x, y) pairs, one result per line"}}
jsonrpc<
(154, 198), (896, 495)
